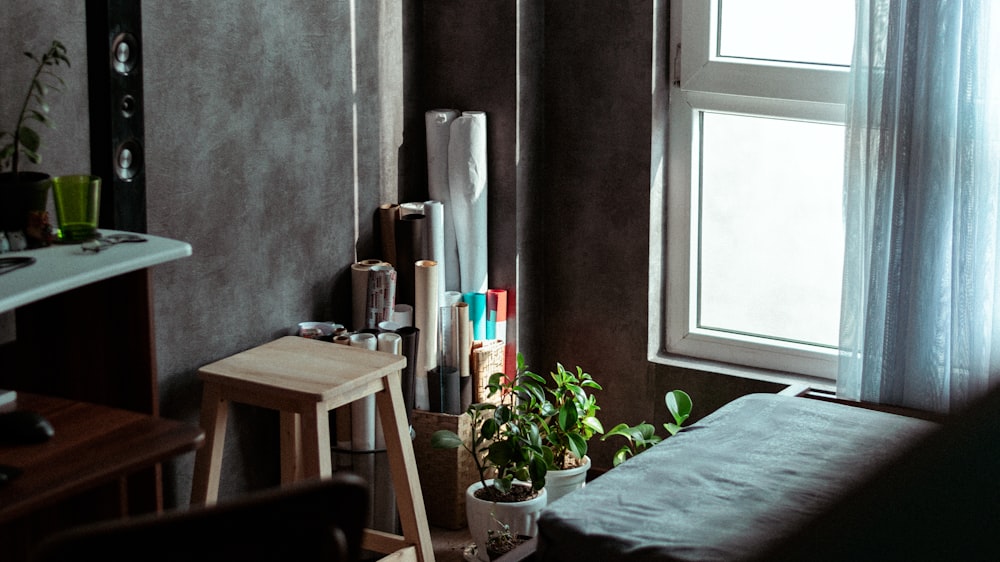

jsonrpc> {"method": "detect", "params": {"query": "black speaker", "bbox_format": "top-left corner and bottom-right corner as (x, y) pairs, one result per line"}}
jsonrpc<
(86, 0), (146, 233)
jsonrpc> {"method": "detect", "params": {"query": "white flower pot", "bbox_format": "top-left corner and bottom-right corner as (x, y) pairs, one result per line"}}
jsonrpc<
(466, 480), (547, 562)
(544, 454), (591, 504)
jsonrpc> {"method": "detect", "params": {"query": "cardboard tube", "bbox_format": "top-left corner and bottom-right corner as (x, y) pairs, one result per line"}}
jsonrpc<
(414, 260), (439, 410)
(378, 203), (399, 267)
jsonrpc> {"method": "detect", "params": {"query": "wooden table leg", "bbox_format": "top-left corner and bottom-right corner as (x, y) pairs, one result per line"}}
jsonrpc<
(279, 411), (303, 484)
(190, 382), (228, 506)
(375, 371), (434, 562)
(300, 402), (333, 480)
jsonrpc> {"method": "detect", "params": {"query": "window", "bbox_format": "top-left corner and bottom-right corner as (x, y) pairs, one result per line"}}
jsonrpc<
(654, 0), (855, 384)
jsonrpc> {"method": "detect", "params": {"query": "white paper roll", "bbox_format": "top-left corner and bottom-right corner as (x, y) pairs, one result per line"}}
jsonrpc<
(443, 290), (464, 307)
(423, 200), (448, 305)
(414, 259), (439, 410)
(392, 303), (413, 326)
(375, 332), (403, 449)
(448, 111), (489, 294)
(349, 332), (377, 451)
(426, 109), (462, 291)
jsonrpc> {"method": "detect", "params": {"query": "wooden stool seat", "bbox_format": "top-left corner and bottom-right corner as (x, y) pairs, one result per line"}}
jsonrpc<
(190, 336), (434, 562)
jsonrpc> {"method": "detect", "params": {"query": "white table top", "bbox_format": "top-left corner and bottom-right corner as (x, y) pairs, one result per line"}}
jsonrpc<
(0, 230), (191, 314)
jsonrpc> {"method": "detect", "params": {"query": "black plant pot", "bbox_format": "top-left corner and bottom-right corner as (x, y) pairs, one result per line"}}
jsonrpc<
(0, 171), (53, 247)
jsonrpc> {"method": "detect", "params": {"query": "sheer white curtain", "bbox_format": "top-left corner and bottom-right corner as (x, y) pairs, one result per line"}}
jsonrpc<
(838, 0), (1000, 414)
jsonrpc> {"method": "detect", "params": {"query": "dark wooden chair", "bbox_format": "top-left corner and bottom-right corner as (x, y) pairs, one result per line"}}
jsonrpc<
(29, 473), (369, 562)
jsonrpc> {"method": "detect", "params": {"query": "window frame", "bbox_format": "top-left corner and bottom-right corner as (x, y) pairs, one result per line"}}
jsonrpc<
(648, 0), (850, 388)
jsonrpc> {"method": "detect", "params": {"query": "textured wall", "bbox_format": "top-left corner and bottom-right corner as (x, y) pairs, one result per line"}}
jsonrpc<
(141, 1), (402, 504)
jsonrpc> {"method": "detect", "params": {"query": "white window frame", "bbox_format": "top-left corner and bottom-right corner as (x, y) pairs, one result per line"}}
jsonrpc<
(648, 0), (849, 388)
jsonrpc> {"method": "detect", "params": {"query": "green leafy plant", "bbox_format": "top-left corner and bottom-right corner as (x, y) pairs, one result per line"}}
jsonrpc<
(602, 389), (692, 467)
(524, 356), (605, 470)
(431, 366), (548, 500)
(1, 40), (71, 177)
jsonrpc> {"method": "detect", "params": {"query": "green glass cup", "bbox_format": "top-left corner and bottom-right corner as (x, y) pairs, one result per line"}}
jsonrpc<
(52, 175), (101, 243)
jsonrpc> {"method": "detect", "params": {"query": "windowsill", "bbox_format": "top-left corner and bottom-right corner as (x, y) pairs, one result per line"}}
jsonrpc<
(649, 350), (837, 393)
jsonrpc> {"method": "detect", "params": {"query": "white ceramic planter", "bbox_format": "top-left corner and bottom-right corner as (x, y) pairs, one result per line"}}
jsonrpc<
(544, 454), (591, 504)
(466, 480), (547, 562)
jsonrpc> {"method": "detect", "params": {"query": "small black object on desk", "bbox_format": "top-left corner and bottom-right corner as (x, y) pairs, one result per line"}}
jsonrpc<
(0, 410), (55, 445)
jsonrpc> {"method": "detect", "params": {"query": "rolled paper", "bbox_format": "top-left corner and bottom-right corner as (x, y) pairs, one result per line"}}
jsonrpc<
(378, 203), (400, 267)
(334, 331), (353, 463)
(423, 200), (447, 305)
(414, 259), (439, 410)
(352, 259), (386, 332)
(375, 332), (403, 450)
(455, 302), (472, 378)
(400, 201), (425, 216)
(487, 289), (508, 340)
(391, 303), (413, 326)
(448, 111), (489, 294)
(443, 290), (464, 307)
(366, 265), (397, 330)
(464, 292), (487, 341)
(426, 109), (461, 291)
(378, 320), (403, 333)
(394, 325), (420, 423)
(349, 333), (377, 451)
(439, 305), (463, 415)
(428, 367), (442, 413)
(460, 375), (472, 412)
(394, 213), (426, 307)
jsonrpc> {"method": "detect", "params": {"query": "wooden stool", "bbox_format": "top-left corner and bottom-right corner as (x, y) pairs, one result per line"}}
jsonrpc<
(190, 336), (434, 562)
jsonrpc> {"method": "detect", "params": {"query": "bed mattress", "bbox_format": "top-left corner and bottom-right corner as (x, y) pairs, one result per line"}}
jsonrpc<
(535, 393), (938, 562)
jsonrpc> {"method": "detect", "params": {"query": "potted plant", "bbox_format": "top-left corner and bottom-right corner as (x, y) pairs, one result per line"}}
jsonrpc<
(602, 389), (693, 466)
(1, 39), (70, 247)
(516, 354), (604, 503)
(431, 370), (548, 562)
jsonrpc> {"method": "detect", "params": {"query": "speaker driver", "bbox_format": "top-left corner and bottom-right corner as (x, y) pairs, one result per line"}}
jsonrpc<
(111, 32), (138, 75)
(114, 139), (144, 181)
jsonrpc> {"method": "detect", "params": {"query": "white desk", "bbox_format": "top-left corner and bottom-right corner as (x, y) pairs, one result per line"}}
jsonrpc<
(0, 230), (191, 314)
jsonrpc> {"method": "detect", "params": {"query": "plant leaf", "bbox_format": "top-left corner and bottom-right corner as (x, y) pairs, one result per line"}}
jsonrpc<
(666, 390), (693, 426)
(18, 126), (41, 152)
(557, 400), (578, 431)
(27, 110), (53, 128)
(430, 430), (464, 449)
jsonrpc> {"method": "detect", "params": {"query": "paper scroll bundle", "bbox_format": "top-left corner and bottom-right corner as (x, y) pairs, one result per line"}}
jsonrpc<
(327, 108), (507, 468)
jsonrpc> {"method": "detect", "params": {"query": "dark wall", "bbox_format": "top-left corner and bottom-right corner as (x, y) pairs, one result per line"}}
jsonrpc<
(419, 0), (780, 469)
(2, 0), (781, 508)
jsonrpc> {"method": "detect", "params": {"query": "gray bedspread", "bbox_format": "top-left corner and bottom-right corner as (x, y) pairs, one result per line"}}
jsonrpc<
(535, 393), (938, 562)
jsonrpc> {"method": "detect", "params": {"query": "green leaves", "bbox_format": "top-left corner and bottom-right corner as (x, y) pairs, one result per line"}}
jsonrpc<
(665, 390), (692, 436)
(2, 39), (71, 174)
(601, 390), (693, 467)
(430, 429), (465, 450)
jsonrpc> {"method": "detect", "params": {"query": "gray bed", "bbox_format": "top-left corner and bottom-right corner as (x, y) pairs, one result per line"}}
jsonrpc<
(534, 393), (939, 562)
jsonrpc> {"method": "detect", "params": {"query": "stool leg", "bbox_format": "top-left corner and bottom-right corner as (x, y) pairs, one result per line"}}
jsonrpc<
(375, 371), (434, 562)
(279, 411), (304, 484)
(299, 402), (333, 479)
(190, 382), (229, 506)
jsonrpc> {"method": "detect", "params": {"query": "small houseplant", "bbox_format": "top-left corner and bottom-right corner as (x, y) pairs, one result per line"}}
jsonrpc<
(514, 354), (605, 502)
(431, 367), (549, 562)
(602, 389), (693, 466)
(0, 39), (70, 244)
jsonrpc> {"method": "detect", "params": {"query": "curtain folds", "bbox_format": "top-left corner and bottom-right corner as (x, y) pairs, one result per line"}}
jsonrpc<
(838, 0), (1000, 413)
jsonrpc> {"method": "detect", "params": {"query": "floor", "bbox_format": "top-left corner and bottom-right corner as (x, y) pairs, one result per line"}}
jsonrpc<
(431, 524), (476, 561)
